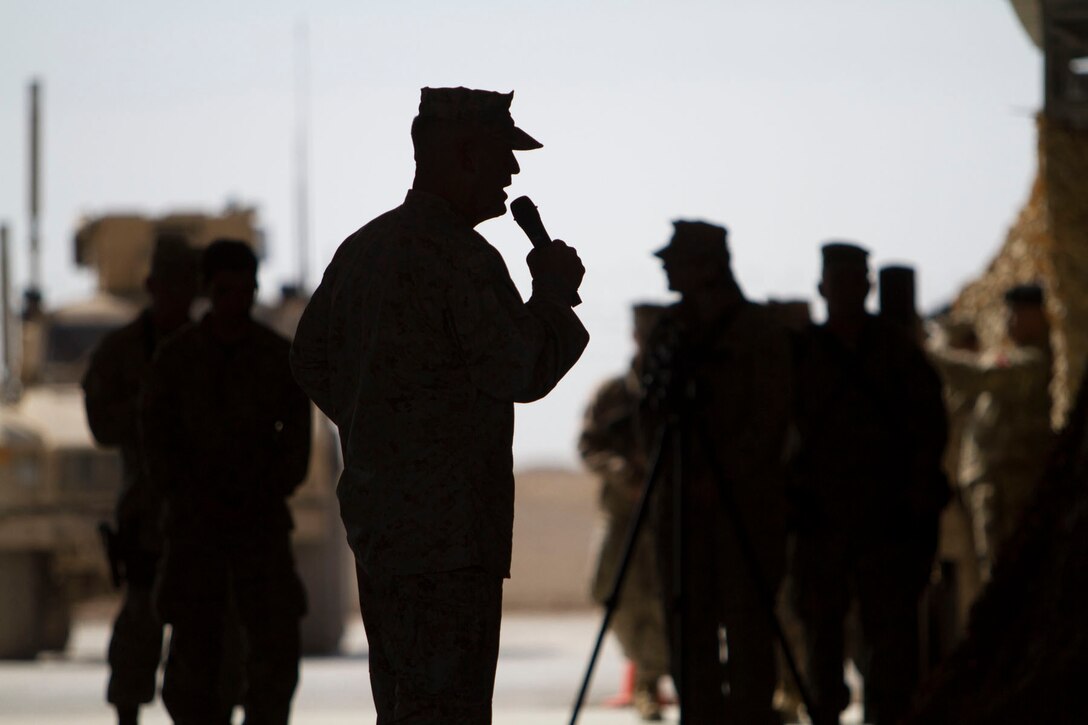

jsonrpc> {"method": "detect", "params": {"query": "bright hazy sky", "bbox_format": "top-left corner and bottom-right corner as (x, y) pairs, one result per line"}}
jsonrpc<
(1, 1), (1041, 466)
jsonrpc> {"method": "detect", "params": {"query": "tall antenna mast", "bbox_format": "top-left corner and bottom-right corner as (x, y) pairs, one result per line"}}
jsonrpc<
(294, 20), (311, 292)
(27, 79), (42, 300)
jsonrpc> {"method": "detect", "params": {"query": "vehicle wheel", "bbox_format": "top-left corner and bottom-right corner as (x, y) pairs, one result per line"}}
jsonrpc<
(36, 563), (72, 653)
(0, 552), (44, 659)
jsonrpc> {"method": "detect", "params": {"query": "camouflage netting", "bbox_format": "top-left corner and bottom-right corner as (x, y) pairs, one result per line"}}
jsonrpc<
(951, 117), (1088, 427)
(904, 381), (1088, 725)
(906, 116), (1088, 723)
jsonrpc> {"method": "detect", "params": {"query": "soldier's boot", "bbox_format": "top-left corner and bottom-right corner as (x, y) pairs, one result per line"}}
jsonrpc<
(633, 682), (663, 722)
(115, 705), (138, 725)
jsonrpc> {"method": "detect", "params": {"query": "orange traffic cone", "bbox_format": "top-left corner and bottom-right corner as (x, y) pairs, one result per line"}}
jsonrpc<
(605, 661), (636, 707)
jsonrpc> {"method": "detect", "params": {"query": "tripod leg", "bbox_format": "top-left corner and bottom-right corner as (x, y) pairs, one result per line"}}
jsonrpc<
(670, 418), (687, 724)
(691, 412), (820, 723)
(569, 422), (671, 725)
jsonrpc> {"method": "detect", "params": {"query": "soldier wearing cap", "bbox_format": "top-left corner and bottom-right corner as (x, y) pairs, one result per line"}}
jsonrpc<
(291, 87), (588, 723)
(787, 242), (948, 725)
(927, 283), (1054, 582)
(579, 303), (669, 722)
(641, 220), (792, 724)
(82, 233), (198, 725)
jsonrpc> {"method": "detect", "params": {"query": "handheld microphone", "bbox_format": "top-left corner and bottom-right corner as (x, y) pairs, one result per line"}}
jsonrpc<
(510, 196), (581, 306)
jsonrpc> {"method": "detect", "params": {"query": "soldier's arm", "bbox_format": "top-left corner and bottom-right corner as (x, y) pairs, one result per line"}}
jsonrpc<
(291, 270), (342, 425)
(926, 344), (1044, 395)
(82, 338), (139, 447)
(270, 370), (314, 498)
(578, 379), (638, 478)
(139, 350), (186, 497)
(426, 246), (589, 405)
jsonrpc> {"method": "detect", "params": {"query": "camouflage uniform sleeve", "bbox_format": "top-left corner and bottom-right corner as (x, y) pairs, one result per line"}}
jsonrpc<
(290, 271), (342, 425)
(435, 246), (589, 404)
(82, 334), (139, 448)
(268, 360), (313, 498)
(140, 345), (187, 497)
(579, 377), (644, 512)
(903, 341), (952, 514)
(928, 344), (1048, 397)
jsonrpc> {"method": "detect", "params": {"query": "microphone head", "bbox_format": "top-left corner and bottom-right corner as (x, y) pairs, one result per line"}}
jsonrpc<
(510, 195), (538, 226)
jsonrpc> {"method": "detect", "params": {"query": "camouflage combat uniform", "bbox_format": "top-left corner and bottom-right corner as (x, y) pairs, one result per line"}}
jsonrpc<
(929, 342), (1054, 581)
(789, 316), (948, 725)
(143, 314), (311, 725)
(644, 300), (792, 725)
(579, 371), (669, 694)
(291, 189), (588, 724)
(82, 310), (166, 711)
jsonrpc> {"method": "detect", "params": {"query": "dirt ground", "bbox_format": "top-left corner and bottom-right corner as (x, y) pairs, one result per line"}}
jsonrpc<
(507, 467), (601, 610)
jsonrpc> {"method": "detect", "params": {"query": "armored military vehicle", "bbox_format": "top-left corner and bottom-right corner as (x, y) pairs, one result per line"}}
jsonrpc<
(0, 206), (350, 658)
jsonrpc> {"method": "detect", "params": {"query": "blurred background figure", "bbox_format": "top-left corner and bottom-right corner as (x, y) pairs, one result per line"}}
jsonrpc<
(579, 302), (669, 722)
(82, 233), (196, 725)
(643, 221), (792, 725)
(927, 282), (1055, 583)
(788, 242), (948, 725)
(142, 240), (311, 725)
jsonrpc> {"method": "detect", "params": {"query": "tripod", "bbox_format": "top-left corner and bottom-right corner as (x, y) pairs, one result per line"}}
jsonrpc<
(568, 375), (818, 725)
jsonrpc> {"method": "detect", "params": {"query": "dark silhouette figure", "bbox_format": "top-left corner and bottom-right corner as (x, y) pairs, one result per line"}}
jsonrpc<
(83, 234), (196, 725)
(641, 221), (793, 725)
(142, 240), (311, 725)
(578, 303), (669, 722)
(788, 242), (948, 725)
(290, 87), (588, 723)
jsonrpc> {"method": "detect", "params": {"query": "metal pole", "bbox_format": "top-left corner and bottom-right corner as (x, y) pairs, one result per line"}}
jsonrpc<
(294, 21), (310, 292)
(1, 224), (11, 384)
(569, 424), (670, 725)
(28, 79), (42, 295)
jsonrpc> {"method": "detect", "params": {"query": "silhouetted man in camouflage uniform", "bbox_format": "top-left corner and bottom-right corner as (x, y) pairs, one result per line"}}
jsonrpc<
(291, 87), (588, 724)
(579, 303), (669, 722)
(643, 221), (792, 725)
(83, 235), (195, 725)
(143, 240), (311, 725)
(929, 283), (1054, 582)
(788, 242), (948, 725)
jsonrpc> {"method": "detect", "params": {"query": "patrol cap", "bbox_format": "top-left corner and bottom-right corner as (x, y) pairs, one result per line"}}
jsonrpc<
(1004, 282), (1045, 306)
(879, 265), (916, 308)
(416, 87), (542, 150)
(654, 221), (729, 262)
(820, 241), (869, 269)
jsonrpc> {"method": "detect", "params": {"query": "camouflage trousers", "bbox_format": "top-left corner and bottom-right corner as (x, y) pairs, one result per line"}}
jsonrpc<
(356, 564), (503, 725)
(107, 583), (163, 707)
(157, 535), (305, 725)
(592, 511), (669, 688)
(656, 499), (785, 725)
(791, 529), (931, 725)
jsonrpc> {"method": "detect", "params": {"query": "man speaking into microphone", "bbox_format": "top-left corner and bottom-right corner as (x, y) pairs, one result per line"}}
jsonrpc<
(291, 87), (588, 723)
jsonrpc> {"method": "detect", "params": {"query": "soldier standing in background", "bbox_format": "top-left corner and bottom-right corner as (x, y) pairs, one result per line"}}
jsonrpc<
(579, 303), (669, 722)
(83, 234), (196, 725)
(928, 283), (1055, 583)
(788, 242), (948, 725)
(143, 240), (311, 725)
(643, 221), (792, 725)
